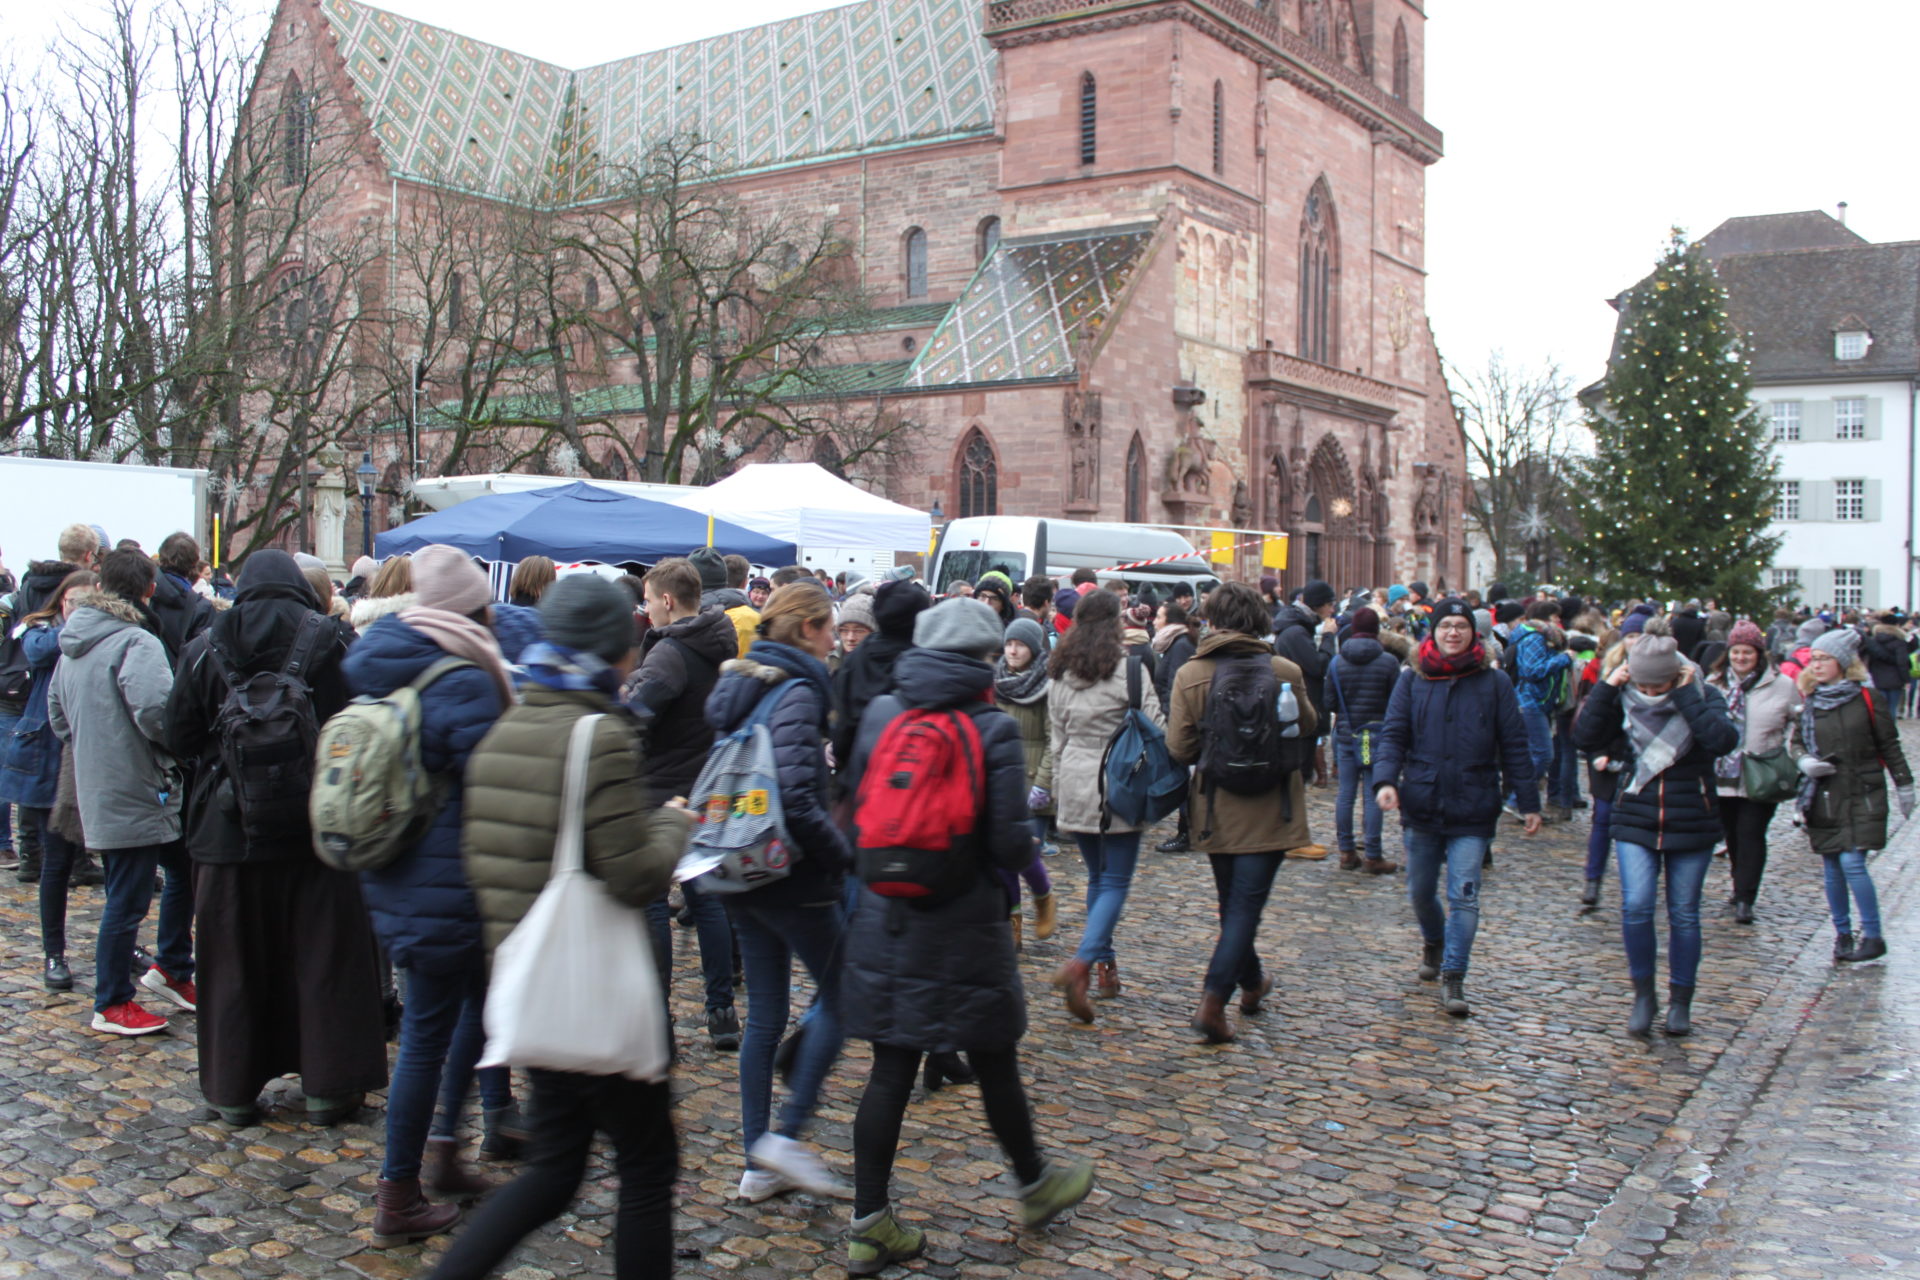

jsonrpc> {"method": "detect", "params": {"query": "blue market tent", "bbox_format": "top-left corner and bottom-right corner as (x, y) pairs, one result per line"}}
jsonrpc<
(375, 481), (797, 564)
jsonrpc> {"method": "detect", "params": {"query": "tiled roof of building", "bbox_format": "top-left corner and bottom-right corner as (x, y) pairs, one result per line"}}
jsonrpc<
(1699, 211), (1865, 260)
(1715, 240), (1920, 383)
(322, 0), (995, 198)
(906, 225), (1158, 388)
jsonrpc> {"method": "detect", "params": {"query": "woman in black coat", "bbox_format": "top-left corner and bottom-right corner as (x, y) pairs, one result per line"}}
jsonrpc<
(839, 599), (1094, 1275)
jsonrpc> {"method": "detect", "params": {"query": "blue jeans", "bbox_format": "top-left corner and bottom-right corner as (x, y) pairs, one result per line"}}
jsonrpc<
(645, 877), (736, 1013)
(1512, 704), (1552, 806)
(94, 840), (193, 1013)
(1203, 853), (1282, 998)
(1616, 842), (1712, 986)
(1550, 716), (1580, 807)
(1821, 850), (1882, 939)
(1334, 738), (1383, 859)
(1072, 831), (1141, 965)
(381, 961), (511, 1180)
(1402, 829), (1487, 975)
(1584, 797), (1613, 880)
(728, 891), (845, 1161)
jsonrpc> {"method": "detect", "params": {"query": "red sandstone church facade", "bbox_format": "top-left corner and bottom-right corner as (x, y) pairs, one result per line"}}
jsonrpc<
(260, 0), (1465, 589)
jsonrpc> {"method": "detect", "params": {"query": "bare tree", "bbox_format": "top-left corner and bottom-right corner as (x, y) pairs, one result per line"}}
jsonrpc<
(1450, 353), (1578, 585)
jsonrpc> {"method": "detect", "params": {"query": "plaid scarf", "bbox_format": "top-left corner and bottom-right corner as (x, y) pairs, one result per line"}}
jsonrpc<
(1621, 684), (1693, 796)
(1796, 679), (1863, 814)
(1415, 636), (1485, 678)
(1713, 671), (1758, 782)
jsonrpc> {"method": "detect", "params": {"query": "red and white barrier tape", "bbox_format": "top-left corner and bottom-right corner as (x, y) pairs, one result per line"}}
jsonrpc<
(1096, 534), (1285, 574)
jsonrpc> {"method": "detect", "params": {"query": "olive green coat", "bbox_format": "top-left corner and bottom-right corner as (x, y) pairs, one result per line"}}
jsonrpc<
(1795, 684), (1912, 856)
(1002, 690), (1054, 813)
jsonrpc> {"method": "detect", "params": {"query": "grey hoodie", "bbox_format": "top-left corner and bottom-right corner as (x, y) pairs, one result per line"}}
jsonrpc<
(47, 589), (183, 849)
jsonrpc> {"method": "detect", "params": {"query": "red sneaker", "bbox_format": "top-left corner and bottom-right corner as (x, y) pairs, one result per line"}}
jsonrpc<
(91, 1001), (169, 1036)
(141, 967), (198, 1012)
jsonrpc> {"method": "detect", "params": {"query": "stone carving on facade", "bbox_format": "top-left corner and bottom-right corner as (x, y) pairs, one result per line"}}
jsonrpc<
(312, 442), (348, 573)
(1064, 390), (1102, 509)
(1412, 465), (1443, 537)
(1230, 477), (1253, 529)
(1165, 420), (1215, 497)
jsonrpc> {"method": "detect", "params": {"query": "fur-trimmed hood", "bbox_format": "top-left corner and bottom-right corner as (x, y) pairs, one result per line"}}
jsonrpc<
(58, 589), (149, 658)
(351, 591), (417, 633)
(719, 654), (797, 686)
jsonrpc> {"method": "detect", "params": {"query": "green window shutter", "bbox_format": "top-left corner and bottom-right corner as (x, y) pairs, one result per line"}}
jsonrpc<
(1801, 399), (1834, 442)
(1803, 479), (1830, 522)
(1866, 397), (1884, 441)
(1864, 569), (1883, 609)
(1864, 479), (1884, 523)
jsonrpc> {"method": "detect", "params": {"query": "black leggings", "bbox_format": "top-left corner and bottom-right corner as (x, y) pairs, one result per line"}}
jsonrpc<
(1718, 796), (1775, 906)
(24, 808), (75, 958)
(853, 1044), (1044, 1217)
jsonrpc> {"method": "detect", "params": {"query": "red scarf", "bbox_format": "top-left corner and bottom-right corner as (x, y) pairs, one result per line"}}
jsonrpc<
(1416, 636), (1485, 679)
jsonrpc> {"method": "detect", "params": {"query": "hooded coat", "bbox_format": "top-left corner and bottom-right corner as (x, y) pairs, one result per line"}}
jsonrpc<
(1572, 679), (1738, 852)
(150, 568), (213, 665)
(1270, 602), (1334, 720)
(1370, 657), (1536, 838)
(829, 583), (928, 778)
(47, 589), (182, 850)
(1325, 634), (1401, 742)
(624, 606), (740, 804)
(1047, 652), (1167, 835)
(0, 616), (66, 806)
(1795, 682), (1913, 855)
(700, 585), (758, 659)
(1863, 624), (1912, 695)
(840, 648), (1033, 1051)
(1166, 633), (1317, 854)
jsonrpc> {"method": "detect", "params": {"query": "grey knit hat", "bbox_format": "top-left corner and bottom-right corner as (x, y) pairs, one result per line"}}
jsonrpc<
(1003, 616), (1046, 657)
(540, 574), (637, 662)
(1810, 626), (1862, 667)
(913, 597), (1004, 658)
(687, 546), (728, 592)
(837, 592), (876, 633)
(1627, 635), (1682, 685)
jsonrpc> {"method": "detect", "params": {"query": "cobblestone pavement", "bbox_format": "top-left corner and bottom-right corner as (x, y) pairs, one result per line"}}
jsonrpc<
(0, 728), (1914, 1280)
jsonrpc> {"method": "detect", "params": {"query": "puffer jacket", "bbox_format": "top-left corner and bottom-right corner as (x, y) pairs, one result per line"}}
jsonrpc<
(1047, 652), (1166, 835)
(1796, 682), (1913, 855)
(1371, 657), (1536, 838)
(463, 685), (694, 956)
(1271, 603), (1334, 719)
(1152, 629), (1197, 709)
(701, 586), (758, 659)
(343, 615), (507, 975)
(1326, 635), (1401, 742)
(705, 640), (849, 903)
(1708, 667), (1800, 799)
(490, 601), (545, 666)
(1864, 624), (1912, 695)
(47, 590), (183, 849)
(0, 621), (65, 806)
(841, 647), (1033, 1052)
(1573, 679), (1738, 852)
(350, 591), (415, 633)
(625, 607), (739, 804)
(1166, 632), (1317, 854)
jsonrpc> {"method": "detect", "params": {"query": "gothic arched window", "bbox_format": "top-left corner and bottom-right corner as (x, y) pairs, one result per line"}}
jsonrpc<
(448, 271), (464, 332)
(1297, 179), (1338, 364)
(957, 428), (998, 518)
(904, 227), (928, 299)
(1211, 80), (1225, 175)
(1079, 73), (1097, 166)
(977, 216), (1001, 263)
(1302, 0), (1330, 52)
(281, 75), (313, 187)
(1392, 20), (1411, 101)
(1125, 433), (1146, 523)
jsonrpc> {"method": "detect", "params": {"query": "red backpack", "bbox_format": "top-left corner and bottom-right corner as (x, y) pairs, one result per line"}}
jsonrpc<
(853, 708), (986, 902)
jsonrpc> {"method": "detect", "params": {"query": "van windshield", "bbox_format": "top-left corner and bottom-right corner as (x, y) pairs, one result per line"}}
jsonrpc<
(936, 550), (1027, 593)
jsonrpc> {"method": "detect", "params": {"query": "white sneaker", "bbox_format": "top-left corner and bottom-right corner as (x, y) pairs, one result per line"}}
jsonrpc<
(736, 1168), (795, 1203)
(747, 1133), (851, 1199)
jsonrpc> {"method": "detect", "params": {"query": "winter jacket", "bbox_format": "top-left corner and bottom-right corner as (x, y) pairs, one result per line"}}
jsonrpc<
(1002, 685), (1054, 805)
(1047, 652), (1167, 835)
(831, 633), (914, 786)
(1123, 625), (1159, 686)
(1166, 633), (1317, 854)
(1670, 610), (1707, 661)
(705, 640), (850, 903)
(342, 616), (507, 975)
(840, 648), (1033, 1052)
(1796, 683), (1913, 855)
(1707, 667), (1800, 799)
(350, 591), (415, 634)
(700, 586), (758, 658)
(47, 590), (183, 849)
(1270, 603), (1334, 725)
(163, 558), (355, 864)
(0, 621), (65, 806)
(1371, 660), (1536, 839)
(14, 560), (83, 625)
(1325, 636), (1401, 743)
(623, 607), (738, 805)
(490, 602), (545, 667)
(1864, 625), (1911, 695)
(1508, 622), (1571, 711)
(1152, 630), (1197, 709)
(1763, 621), (1799, 662)
(150, 569), (213, 665)
(1572, 680), (1738, 853)
(462, 686), (695, 956)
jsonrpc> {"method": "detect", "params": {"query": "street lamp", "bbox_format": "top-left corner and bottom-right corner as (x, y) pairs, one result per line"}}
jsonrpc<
(357, 452), (378, 560)
(930, 500), (944, 524)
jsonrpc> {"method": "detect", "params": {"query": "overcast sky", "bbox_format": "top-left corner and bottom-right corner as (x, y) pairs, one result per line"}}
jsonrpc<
(12, 0), (1920, 385)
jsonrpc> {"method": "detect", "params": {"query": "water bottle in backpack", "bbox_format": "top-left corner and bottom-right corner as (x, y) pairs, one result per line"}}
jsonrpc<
(1276, 682), (1301, 739)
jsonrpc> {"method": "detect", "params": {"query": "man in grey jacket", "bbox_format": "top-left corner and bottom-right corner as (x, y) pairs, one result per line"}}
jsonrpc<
(48, 549), (196, 1036)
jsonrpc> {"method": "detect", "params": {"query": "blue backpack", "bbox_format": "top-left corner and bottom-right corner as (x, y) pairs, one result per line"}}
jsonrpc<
(1099, 654), (1187, 831)
(679, 681), (801, 894)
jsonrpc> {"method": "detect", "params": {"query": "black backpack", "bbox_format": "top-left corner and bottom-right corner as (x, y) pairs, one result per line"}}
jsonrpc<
(1196, 654), (1310, 825)
(212, 613), (328, 845)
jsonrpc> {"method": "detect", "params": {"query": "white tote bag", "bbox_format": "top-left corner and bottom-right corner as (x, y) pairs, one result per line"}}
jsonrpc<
(481, 714), (670, 1082)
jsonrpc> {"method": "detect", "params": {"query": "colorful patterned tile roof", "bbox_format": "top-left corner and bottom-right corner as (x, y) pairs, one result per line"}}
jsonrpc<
(322, 0), (996, 199)
(905, 225), (1158, 388)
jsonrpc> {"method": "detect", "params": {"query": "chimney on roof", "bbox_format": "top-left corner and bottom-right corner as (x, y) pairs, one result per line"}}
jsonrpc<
(1838, 201), (1849, 226)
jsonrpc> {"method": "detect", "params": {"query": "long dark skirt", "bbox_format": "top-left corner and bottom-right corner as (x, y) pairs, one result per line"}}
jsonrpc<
(195, 857), (389, 1108)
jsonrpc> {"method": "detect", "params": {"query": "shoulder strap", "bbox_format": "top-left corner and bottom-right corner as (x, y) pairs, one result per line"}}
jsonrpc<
(552, 714), (602, 877)
(1328, 660), (1350, 721)
(408, 655), (476, 693)
(746, 678), (801, 731)
(280, 612), (329, 682)
(1126, 652), (1143, 711)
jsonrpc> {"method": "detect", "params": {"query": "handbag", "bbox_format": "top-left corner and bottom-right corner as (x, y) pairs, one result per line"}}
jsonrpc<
(481, 714), (670, 1082)
(1739, 747), (1799, 804)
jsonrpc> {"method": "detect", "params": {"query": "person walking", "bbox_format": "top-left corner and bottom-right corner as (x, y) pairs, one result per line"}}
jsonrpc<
(433, 576), (695, 1280)
(1271, 580), (1336, 797)
(1507, 600), (1571, 820)
(1793, 627), (1912, 964)
(163, 551), (387, 1125)
(1578, 632), (1630, 911)
(1573, 636), (1739, 1036)
(1372, 599), (1541, 1017)
(1863, 614), (1911, 719)
(47, 550), (196, 1036)
(1706, 620), (1800, 924)
(1164, 582), (1317, 1043)
(343, 544), (520, 1245)
(1325, 607), (1401, 875)
(830, 579), (933, 776)
(838, 599), (1095, 1275)
(704, 581), (854, 1203)
(1151, 601), (1199, 853)
(994, 616), (1058, 950)
(1045, 588), (1164, 1023)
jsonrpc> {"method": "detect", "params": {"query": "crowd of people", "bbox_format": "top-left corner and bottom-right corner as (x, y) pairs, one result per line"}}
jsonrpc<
(0, 522), (1910, 1278)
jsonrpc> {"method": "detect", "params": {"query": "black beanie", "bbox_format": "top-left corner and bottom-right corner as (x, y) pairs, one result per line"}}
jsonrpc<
(872, 578), (932, 640)
(1487, 582), (1509, 603)
(1494, 600), (1525, 625)
(1301, 579), (1335, 611)
(1430, 597), (1473, 626)
(688, 546), (728, 592)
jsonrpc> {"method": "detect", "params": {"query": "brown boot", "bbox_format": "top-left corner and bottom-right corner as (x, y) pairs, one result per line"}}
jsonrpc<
(371, 1177), (460, 1248)
(1093, 960), (1121, 999)
(424, 1136), (494, 1201)
(1010, 911), (1023, 952)
(1239, 974), (1273, 1014)
(1053, 960), (1094, 1023)
(1339, 848), (1363, 871)
(1032, 892), (1058, 940)
(1191, 991), (1235, 1043)
(1312, 744), (1331, 788)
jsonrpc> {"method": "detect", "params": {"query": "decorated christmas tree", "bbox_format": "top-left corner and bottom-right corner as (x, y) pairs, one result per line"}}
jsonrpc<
(1573, 230), (1781, 610)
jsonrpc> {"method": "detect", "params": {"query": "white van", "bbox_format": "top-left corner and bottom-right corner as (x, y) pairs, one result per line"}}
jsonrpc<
(930, 516), (1219, 599)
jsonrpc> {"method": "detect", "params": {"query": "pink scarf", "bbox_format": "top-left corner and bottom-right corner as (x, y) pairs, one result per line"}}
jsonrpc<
(399, 607), (517, 708)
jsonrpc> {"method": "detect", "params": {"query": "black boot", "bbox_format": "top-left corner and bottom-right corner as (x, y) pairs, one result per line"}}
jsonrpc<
(1731, 899), (1753, 925)
(1664, 985), (1694, 1036)
(1579, 879), (1600, 909)
(1833, 932), (1857, 963)
(71, 849), (103, 886)
(1439, 973), (1469, 1017)
(1418, 942), (1442, 982)
(923, 1051), (975, 1093)
(1627, 976), (1659, 1036)
(480, 1105), (528, 1161)
(1847, 935), (1887, 963)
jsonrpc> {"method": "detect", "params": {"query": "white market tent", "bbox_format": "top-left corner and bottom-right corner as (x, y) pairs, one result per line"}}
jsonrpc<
(661, 463), (929, 553)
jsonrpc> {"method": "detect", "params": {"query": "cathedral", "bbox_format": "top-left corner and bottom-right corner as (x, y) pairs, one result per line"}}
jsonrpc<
(262, 0), (1466, 589)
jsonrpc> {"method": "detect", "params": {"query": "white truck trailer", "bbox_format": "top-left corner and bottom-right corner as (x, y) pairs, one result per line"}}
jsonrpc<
(0, 456), (210, 565)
